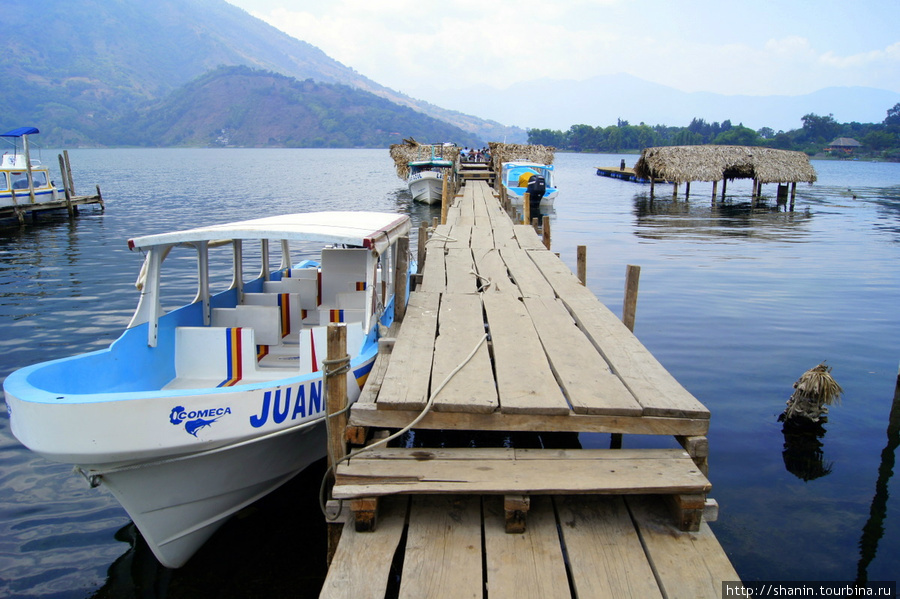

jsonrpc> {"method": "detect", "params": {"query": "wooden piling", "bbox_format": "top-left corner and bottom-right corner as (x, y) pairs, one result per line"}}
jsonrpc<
(417, 222), (428, 274)
(523, 192), (531, 224)
(326, 323), (349, 471)
(440, 173), (449, 225)
(393, 236), (409, 323)
(622, 264), (641, 333)
(58, 154), (74, 218)
(542, 215), (551, 250)
(576, 245), (587, 286)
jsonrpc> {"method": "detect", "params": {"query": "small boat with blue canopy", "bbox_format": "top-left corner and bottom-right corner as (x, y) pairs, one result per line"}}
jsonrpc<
(500, 160), (558, 205)
(1, 127), (63, 208)
(407, 144), (454, 205)
(3, 211), (412, 568)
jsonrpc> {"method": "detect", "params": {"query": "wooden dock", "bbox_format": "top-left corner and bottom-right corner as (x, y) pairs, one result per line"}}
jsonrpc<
(320, 178), (739, 597)
(595, 165), (661, 183)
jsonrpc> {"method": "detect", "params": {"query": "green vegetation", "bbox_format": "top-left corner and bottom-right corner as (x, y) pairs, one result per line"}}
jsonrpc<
(528, 106), (900, 161)
(104, 67), (483, 148)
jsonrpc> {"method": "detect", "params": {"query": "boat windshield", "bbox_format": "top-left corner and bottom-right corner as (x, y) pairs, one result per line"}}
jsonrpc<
(0, 172), (7, 191)
(31, 170), (49, 188)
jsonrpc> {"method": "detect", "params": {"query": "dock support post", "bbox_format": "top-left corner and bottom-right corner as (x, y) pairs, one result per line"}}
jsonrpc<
(649, 179), (655, 199)
(394, 236), (409, 324)
(721, 179), (727, 199)
(542, 215), (551, 250)
(58, 154), (74, 218)
(790, 182), (797, 211)
(325, 323), (349, 564)
(523, 192), (531, 224)
(711, 180), (718, 202)
(622, 264), (641, 333)
(417, 222), (427, 274)
(576, 245), (587, 286)
(63, 150), (75, 195)
(440, 173), (449, 225)
(672, 181), (678, 199)
(685, 181), (691, 200)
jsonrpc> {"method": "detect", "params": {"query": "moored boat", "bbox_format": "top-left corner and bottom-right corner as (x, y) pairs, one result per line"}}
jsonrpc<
(3, 211), (412, 568)
(407, 144), (454, 205)
(1, 127), (63, 208)
(500, 160), (558, 205)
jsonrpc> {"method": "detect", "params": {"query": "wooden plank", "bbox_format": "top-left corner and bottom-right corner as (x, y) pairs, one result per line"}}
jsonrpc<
(469, 224), (495, 249)
(471, 247), (519, 295)
(482, 292), (570, 415)
(376, 291), (440, 411)
(483, 496), (569, 599)
(627, 495), (741, 599)
(429, 224), (454, 249)
(526, 250), (710, 420)
(419, 246), (446, 293)
(564, 296), (709, 419)
(513, 224), (546, 250)
(445, 248), (478, 293)
(349, 401), (711, 436)
(523, 296), (642, 416)
(555, 495), (664, 599)
(431, 293), (497, 413)
(446, 225), (472, 249)
(399, 495), (483, 599)
(319, 496), (408, 598)
(499, 248), (556, 298)
(333, 448), (711, 498)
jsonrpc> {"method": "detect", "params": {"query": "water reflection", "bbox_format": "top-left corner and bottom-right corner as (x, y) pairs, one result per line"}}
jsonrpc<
(856, 373), (900, 584)
(780, 418), (832, 481)
(631, 192), (813, 241)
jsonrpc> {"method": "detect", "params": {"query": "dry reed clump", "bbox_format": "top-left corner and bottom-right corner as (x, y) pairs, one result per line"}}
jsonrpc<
(487, 142), (555, 174)
(781, 363), (843, 423)
(633, 145), (818, 184)
(389, 138), (460, 180)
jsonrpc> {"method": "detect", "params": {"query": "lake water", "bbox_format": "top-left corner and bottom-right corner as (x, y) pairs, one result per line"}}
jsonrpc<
(1, 149), (898, 597)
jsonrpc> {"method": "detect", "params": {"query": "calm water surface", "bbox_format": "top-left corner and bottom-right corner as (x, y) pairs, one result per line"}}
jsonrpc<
(1, 149), (898, 596)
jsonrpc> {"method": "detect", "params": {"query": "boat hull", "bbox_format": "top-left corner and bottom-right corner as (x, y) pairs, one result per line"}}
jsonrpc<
(99, 421), (325, 568)
(408, 171), (444, 204)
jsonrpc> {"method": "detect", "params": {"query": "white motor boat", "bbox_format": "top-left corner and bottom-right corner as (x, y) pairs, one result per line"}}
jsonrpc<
(3, 211), (412, 568)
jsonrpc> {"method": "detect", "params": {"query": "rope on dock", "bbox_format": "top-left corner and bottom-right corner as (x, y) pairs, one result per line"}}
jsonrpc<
(319, 333), (489, 520)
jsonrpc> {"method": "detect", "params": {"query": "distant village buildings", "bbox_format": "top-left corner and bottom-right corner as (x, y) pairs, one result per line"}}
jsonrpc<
(826, 137), (861, 155)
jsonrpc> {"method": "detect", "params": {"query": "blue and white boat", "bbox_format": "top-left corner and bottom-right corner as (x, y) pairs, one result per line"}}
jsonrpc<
(1, 127), (63, 208)
(407, 145), (454, 205)
(500, 160), (558, 205)
(3, 211), (411, 568)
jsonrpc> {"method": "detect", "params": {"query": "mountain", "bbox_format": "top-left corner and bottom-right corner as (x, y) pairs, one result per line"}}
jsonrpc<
(1, 0), (517, 146)
(108, 66), (484, 148)
(424, 73), (900, 133)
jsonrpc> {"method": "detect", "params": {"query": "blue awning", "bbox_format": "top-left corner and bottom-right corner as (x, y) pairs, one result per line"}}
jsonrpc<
(1, 127), (40, 137)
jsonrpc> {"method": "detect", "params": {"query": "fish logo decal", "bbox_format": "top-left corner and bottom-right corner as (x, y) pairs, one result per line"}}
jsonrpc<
(169, 405), (233, 437)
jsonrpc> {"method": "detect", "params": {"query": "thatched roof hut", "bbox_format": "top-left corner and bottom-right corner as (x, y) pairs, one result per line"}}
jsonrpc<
(633, 145), (817, 185)
(389, 138), (460, 180)
(487, 142), (555, 175)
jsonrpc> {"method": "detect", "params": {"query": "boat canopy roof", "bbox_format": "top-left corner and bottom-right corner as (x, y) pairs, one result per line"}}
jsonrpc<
(408, 159), (453, 167)
(502, 160), (553, 170)
(1, 127), (40, 137)
(128, 211), (411, 256)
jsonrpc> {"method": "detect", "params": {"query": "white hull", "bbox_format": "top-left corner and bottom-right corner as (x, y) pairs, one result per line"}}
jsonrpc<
(98, 421), (325, 568)
(408, 171), (444, 204)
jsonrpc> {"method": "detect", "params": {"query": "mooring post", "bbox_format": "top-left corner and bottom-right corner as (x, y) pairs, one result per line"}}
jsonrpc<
(58, 154), (74, 217)
(324, 323), (349, 565)
(417, 222), (427, 274)
(523, 192), (531, 224)
(577, 245), (587, 286)
(622, 264), (641, 333)
(393, 236), (409, 323)
(440, 173), (449, 225)
(542, 215), (551, 250)
(63, 150), (75, 195)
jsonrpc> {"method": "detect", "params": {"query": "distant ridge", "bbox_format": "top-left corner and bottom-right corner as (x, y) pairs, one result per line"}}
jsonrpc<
(423, 73), (900, 132)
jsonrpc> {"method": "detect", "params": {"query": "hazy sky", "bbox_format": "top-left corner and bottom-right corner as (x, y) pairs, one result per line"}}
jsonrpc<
(226, 0), (899, 103)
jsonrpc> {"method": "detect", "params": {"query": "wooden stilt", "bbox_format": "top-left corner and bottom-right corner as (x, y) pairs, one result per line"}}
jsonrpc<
(576, 245), (586, 286)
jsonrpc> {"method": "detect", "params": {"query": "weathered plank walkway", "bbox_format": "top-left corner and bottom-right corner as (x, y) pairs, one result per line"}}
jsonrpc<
(321, 179), (739, 598)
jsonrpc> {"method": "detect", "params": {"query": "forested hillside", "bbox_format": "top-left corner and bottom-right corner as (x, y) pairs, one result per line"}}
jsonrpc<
(1, 0), (513, 147)
(108, 67), (483, 148)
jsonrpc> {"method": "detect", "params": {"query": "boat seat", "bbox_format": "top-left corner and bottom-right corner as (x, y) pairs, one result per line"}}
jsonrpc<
(211, 305), (282, 347)
(164, 326), (298, 390)
(242, 292), (304, 341)
(263, 278), (319, 311)
(291, 324), (367, 376)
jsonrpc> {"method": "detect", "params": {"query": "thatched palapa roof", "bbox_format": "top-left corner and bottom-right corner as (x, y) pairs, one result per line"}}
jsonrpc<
(488, 142), (555, 175)
(633, 145), (817, 185)
(389, 138), (460, 180)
